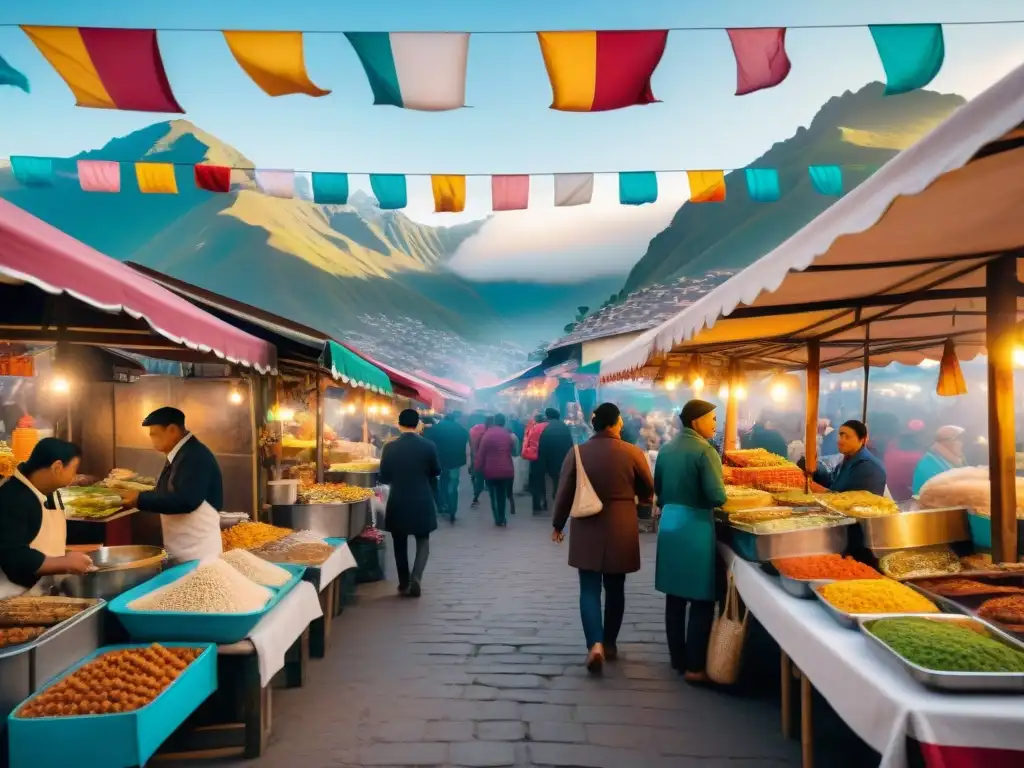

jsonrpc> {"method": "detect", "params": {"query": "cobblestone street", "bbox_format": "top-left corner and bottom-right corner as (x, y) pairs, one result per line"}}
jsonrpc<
(245, 485), (802, 768)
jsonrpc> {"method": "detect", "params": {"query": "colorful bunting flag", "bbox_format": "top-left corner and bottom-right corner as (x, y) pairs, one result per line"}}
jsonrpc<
(255, 169), (296, 199)
(294, 172), (314, 201)
(345, 32), (470, 111)
(21, 26), (182, 112)
(537, 30), (668, 111)
(77, 160), (120, 192)
(745, 168), (780, 202)
(194, 164), (232, 193)
(869, 24), (945, 95)
(223, 31), (329, 98)
(491, 175), (529, 211)
(0, 54), (29, 92)
(370, 174), (407, 209)
(726, 28), (791, 95)
(432, 175), (467, 213)
(688, 171), (726, 203)
(808, 165), (843, 196)
(618, 172), (658, 205)
(554, 173), (594, 207)
(10, 156), (54, 187)
(135, 163), (178, 194)
(312, 172), (349, 204)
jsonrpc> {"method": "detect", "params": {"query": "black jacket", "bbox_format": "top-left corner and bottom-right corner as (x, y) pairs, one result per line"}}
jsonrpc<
(379, 432), (440, 537)
(137, 435), (223, 515)
(538, 419), (574, 476)
(0, 473), (58, 589)
(426, 419), (470, 471)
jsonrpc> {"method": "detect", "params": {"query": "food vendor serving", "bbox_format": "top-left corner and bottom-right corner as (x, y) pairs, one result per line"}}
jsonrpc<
(803, 419), (887, 495)
(114, 407), (223, 563)
(0, 438), (94, 597)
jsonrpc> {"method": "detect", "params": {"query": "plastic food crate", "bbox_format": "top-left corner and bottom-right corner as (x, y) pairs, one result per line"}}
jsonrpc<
(966, 511), (1024, 552)
(107, 561), (304, 644)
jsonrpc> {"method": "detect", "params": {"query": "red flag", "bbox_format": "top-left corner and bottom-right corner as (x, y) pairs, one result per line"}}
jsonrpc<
(194, 164), (231, 193)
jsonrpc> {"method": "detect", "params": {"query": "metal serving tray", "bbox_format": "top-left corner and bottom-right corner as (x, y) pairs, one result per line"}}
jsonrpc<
(729, 518), (856, 563)
(857, 506), (970, 551)
(811, 582), (939, 630)
(778, 574), (829, 599)
(905, 578), (1024, 640)
(859, 613), (1024, 692)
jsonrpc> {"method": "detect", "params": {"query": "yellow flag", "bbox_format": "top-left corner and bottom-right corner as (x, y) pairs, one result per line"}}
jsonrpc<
(432, 175), (466, 213)
(687, 170), (727, 203)
(224, 31), (330, 97)
(135, 163), (178, 194)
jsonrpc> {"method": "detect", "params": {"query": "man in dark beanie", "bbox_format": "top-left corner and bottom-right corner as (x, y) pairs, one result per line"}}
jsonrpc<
(652, 399), (727, 683)
(538, 407), (574, 500)
(379, 409), (441, 597)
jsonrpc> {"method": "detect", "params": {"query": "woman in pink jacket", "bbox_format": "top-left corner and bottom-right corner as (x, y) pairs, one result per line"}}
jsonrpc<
(475, 414), (517, 526)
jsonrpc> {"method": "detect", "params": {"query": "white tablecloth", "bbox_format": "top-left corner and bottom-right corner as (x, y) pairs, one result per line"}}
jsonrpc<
(312, 542), (357, 592)
(247, 581), (322, 686)
(725, 550), (1024, 767)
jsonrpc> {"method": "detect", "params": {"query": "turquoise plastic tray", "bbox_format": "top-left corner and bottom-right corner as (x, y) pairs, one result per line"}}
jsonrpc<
(967, 511), (1024, 552)
(7, 642), (216, 768)
(107, 560), (305, 644)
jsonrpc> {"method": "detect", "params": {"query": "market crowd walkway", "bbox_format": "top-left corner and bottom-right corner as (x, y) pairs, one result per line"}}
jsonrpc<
(223, 486), (803, 768)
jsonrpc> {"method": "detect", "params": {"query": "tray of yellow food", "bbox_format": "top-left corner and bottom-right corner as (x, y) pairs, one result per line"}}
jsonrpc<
(772, 490), (824, 508)
(820, 491), (899, 519)
(725, 449), (791, 468)
(878, 546), (963, 581)
(721, 486), (773, 513)
(727, 507), (793, 526)
(297, 483), (374, 505)
(813, 579), (941, 629)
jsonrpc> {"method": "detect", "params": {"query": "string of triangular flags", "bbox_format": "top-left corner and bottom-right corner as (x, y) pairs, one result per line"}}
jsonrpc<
(7, 156), (860, 211)
(0, 23), (955, 113)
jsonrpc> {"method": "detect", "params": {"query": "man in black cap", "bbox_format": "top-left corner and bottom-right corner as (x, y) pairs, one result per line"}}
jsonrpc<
(114, 407), (224, 562)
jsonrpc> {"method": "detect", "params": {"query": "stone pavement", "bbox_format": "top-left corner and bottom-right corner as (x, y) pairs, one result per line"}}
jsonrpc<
(241, 487), (803, 768)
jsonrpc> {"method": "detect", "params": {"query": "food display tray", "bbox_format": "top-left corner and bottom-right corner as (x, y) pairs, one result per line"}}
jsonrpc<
(859, 613), (1024, 692)
(811, 583), (939, 630)
(107, 561), (305, 644)
(777, 574), (831, 599)
(729, 518), (856, 563)
(906, 576), (1024, 639)
(854, 506), (969, 551)
(7, 643), (217, 768)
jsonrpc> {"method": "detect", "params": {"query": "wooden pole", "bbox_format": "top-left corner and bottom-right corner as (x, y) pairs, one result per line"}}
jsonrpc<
(315, 375), (324, 484)
(861, 325), (870, 423)
(986, 255), (1018, 564)
(805, 341), (821, 488)
(800, 673), (815, 768)
(724, 360), (740, 451)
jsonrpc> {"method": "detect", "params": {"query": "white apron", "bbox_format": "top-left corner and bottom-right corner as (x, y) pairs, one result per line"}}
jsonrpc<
(0, 475), (68, 598)
(160, 500), (223, 563)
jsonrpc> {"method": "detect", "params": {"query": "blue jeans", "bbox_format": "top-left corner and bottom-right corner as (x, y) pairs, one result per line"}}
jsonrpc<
(578, 571), (626, 650)
(438, 468), (461, 518)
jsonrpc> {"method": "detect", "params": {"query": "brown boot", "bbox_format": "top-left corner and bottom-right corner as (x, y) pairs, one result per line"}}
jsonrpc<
(585, 643), (605, 675)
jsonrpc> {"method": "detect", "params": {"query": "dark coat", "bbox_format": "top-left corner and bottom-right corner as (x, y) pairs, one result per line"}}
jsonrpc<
(0, 473), (54, 589)
(426, 418), (470, 471)
(813, 447), (887, 496)
(138, 435), (223, 515)
(538, 419), (574, 476)
(475, 426), (516, 480)
(552, 434), (655, 574)
(380, 432), (441, 537)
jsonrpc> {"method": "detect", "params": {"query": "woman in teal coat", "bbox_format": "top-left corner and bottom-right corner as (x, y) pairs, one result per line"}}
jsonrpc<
(654, 399), (727, 683)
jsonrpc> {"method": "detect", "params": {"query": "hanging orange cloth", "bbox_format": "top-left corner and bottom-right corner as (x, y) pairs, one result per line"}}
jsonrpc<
(936, 338), (967, 397)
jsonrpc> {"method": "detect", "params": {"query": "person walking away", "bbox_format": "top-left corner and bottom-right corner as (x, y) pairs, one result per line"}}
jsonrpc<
(743, 415), (788, 458)
(475, 414), (516, 526)
(469, 416), (492, 507)
(523, 413), (549, 514)
(425, 412), (470, 523)
(654, 400), (727, 683)
(552, 403), (654, 674)
(912, 425), (966, 496)
(538, 408), (573, 501)
(802, 419), (887, 495)
(884, 420), (926, 502)
(379, 409), (440, 597)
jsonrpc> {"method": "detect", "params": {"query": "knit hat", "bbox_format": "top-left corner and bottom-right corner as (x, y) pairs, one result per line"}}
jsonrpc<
(680, 399), (716, 429)
(935, 425), (965, 443)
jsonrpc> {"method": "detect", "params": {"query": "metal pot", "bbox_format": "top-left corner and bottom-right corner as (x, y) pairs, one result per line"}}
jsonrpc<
(325, 470), (379, 488)
(271, 499), (371, 539)
(60, 545), (166, 600)
(268, 479), (300, 505)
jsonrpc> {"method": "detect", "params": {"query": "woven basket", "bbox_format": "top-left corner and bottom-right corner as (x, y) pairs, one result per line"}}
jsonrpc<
(706, 572), (749, 685)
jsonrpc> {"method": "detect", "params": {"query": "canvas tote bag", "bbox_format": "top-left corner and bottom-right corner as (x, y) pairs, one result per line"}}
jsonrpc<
(706, 572), (749, 684)
(569, 445), (603, 518)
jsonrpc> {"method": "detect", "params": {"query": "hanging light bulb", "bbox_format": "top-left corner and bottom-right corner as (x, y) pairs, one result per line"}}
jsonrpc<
(50, 375), (70, 395)
(1013, 346), (1024, 367)
(691, 376), (705, 395)
(735, 384), (748, 401)
(770, 382), (789, 403)
(228, 388), (243, 405)
(718, 383), (729, 400)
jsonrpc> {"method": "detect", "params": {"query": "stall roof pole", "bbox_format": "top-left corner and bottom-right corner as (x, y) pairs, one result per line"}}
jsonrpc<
(986, 254), (1019, 564)
(861, 325), (870, 424)
(805, 341), (821, 493)
(724, 360), (740, 452)
(315, 375), (325, 484)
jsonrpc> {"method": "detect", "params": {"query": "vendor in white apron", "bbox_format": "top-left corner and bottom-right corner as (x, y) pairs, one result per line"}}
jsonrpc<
(114, 407), (223, 563)
(0, 438), (95, 598)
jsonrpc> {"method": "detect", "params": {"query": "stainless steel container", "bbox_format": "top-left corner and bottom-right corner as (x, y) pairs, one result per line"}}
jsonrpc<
(859, 506), (969, 551)
(325, 470), (379, 488)
(860, 613), (1024, 692)
(728, 519), (855, 563)
(31, 600), (105, 689)
(270, 499), (371, 539)
(60, 546), (166, 600)
(812, 582), (938, 629)
(777, 574), (821, 599)
(268, 479), (300, 505)
(0, 646), (31, 738)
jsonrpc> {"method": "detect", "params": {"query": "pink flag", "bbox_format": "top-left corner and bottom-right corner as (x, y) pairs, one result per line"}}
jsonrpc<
(726, 28), (791, 96)
(491, 175), (530, 211)
(77, 160), (121, 192)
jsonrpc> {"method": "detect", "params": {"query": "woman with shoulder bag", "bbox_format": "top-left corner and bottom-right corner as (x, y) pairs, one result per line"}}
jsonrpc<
(552, 403), (655, 674)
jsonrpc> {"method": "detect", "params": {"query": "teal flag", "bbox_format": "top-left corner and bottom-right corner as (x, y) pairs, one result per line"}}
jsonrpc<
(312, 172), (349, 204)
(11, 156), (54, 187)
(370, 174), (407, 209)
(869, 25), (945, 95)
(744, 168), (780, 202)
(809, 165), (843, 196)
(0, 54), (29, 92)
(618, 171), (658, 205)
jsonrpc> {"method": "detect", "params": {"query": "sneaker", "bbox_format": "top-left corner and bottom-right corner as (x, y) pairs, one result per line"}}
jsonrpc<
(408, 582), (422, 598)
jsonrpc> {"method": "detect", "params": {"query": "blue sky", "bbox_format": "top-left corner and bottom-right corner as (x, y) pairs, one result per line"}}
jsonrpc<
(1, 0), (1023, 275)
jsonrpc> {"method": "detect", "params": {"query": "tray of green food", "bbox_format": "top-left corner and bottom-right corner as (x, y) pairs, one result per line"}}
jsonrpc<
(59, 486), (125, 520)
(860, 614), (1024, 692)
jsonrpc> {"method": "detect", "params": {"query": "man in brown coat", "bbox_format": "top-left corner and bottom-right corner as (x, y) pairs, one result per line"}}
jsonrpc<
(552, 403), (654, 674)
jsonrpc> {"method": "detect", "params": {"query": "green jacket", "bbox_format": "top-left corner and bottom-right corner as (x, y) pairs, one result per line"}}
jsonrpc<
(654, 428), (728, 510)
